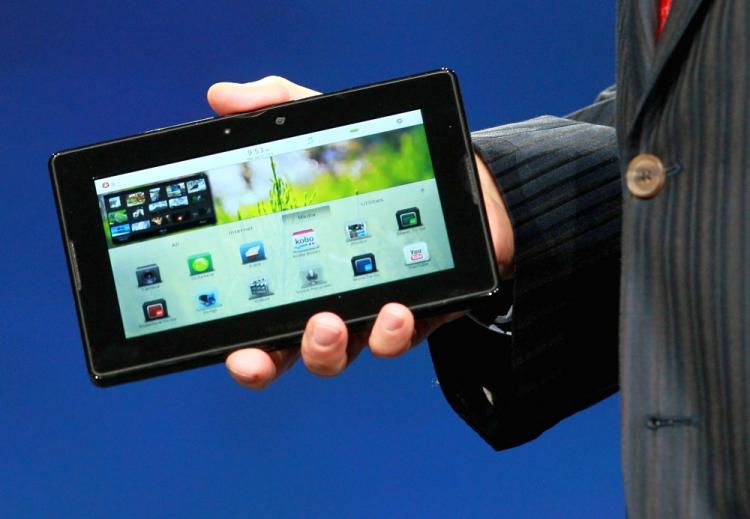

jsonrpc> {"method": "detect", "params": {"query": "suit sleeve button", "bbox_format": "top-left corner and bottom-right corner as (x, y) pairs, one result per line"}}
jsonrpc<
(626, 153), (666, 199)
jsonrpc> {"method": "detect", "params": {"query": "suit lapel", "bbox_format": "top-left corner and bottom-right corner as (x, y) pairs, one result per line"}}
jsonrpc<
(635, 0), (657, 65)
(616, 0), (657, 138)
(650, 0), (708, 88)
(620, 0), (710, 138)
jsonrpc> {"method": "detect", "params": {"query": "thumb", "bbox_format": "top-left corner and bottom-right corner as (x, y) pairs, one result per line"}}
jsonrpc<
(207, 75), (320, 115)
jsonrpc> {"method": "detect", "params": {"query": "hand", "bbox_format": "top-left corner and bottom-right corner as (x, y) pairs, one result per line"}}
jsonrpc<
(206, 76), (514, 389)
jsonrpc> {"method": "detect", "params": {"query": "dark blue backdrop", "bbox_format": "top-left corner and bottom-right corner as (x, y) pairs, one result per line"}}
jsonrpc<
(1, 1), (622, 517)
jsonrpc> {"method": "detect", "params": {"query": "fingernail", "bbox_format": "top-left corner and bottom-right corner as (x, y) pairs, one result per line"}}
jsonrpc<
(313, 322), (340, 347)
(381, 308), (405, 331)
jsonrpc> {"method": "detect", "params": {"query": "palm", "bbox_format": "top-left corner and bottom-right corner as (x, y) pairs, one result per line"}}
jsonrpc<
(208, 76), (513, 389)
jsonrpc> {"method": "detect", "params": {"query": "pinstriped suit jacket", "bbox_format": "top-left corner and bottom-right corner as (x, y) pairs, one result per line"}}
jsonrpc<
(428, 0), (750, 516)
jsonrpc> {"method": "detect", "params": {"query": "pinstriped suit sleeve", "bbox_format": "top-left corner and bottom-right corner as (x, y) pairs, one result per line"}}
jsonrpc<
(428, 93), (622, 450)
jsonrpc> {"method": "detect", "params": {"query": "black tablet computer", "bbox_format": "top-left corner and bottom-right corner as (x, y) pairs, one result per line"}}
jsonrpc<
(49, 69), (499, 386)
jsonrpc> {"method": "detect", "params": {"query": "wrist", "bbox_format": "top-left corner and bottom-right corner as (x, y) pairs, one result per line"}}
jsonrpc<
(475, 153), (515, 278)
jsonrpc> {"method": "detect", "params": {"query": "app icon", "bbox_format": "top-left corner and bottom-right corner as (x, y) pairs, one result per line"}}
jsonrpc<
(108, 196), (122, 209)
(149, 187), (161, 201)
(187, 253), (213, 275)
(126, 191), (146, 206)
(131, 207), (145, 219)
(396, 207), (422, 230)
(136, 264), (162, 286)
(110, 223), (131, 237)
(149, 200), (168, 212)
(196, 290), (219, 309)
(292, 228), (319, 253)
(108, 210), (128, 225)
(166, 182), (186, 197)
(403, 242), (431, 265)
(248, 278), (272, 299)
(187, 178), (207, 193)
(240, 241), (266, 264)
(143, 299), (168, 321)
(299, 266), (324, 288)
(169, 196), (189, 208)
(173, 211), (191, 223)
(131, 220), (150, 231)
(345, 220), (368, 240)
(351, 253), (377, 275)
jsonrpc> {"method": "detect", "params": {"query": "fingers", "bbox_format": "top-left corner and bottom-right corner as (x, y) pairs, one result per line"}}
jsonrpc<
(298, 304), (416, 376)
(300, 312), (350, 377)
(226, 348), (299, 390)
(368, 303), (415, 358)
(207, 76), (320, 116)
(299, 304), (418, 377)
(227, 304), (447, 390)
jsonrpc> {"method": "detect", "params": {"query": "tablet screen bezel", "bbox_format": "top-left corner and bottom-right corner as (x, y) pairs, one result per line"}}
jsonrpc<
(50, 70), (499, 385)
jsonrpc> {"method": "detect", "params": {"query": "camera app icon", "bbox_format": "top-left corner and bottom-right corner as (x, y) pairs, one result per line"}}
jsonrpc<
(136, 264), (162, 287)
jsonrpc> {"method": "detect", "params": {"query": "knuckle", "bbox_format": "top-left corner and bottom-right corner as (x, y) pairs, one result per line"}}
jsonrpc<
(370, 336), (410, 358)
(375, 344), (409, 358)
(262, 75), (291, 96)
(305, 357), (346, 377)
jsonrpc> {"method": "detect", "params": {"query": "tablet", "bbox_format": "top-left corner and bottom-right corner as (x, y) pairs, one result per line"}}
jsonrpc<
(50, 69), (499, 386)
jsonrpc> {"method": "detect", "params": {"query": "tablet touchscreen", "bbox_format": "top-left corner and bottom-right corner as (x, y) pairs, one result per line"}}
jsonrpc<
(95, 109), (454, 339)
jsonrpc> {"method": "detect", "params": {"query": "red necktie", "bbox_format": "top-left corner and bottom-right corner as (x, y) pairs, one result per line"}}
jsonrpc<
(657, 0), (674, 36)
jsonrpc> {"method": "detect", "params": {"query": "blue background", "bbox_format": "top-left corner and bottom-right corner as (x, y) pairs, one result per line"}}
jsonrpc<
(1, 1), (622, 517)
